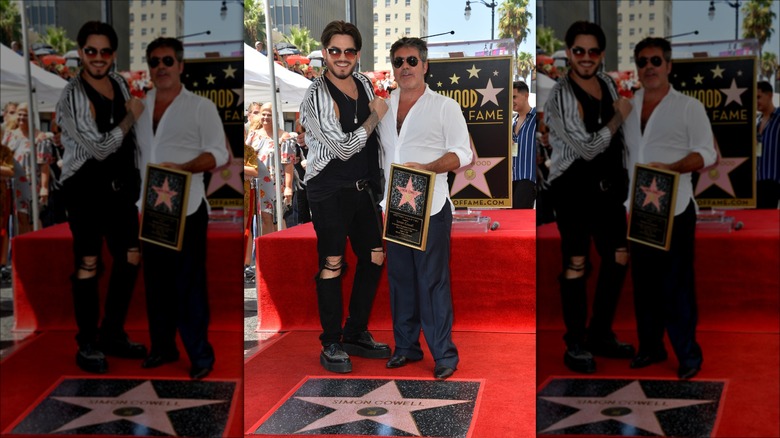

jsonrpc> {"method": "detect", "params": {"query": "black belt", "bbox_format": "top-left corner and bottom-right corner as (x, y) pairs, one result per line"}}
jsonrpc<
(347, 179), (383, 238)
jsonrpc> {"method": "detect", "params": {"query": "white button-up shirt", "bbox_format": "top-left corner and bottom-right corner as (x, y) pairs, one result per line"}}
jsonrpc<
(624, 86), (717, 216)
(136, 87), (229, 215)
(377, 85), (473, 215)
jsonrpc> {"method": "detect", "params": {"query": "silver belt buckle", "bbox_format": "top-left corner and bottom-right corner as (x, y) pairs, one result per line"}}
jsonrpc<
(111, 179), (121, 192)
(599, 179), (610, 192)
(355, 180), (365, 191)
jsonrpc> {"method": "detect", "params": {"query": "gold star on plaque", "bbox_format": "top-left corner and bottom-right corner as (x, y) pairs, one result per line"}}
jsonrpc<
(449, 73), (460, 84)
(206, 73), (216, 84)
(711, 64), (725, 78)
(437, 81), (443, 87)
(693, 73), (704, 84)
(466, 64), (481, 78)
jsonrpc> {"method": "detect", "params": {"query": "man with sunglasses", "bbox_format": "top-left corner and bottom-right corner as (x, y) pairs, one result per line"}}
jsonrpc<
(622, 37), (717, 380)
(544, 21), (635, 374)
(376, 37), (473, 380)
(300, 20), (390, 374)
(134, 37), (229, 380)
(56, 21), (147, 374)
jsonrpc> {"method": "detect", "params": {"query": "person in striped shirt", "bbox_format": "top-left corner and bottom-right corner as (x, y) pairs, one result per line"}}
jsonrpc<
(544, 21), (635, 374)
(756, 81), (779, 209)
(511, 80), (537, 209)
(56, 21), (147, 374)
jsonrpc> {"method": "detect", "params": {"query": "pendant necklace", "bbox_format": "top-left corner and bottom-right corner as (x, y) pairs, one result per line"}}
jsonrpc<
(339, 88), (359, 124)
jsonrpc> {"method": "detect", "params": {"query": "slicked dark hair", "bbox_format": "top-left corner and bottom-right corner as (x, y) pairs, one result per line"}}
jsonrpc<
(564, 21), (606, 51)
(146, 37), (184, 62)
(758, 81), (773, 94)
(634, 37), (672, 63)
(513, 80), (529, 93)
(77, 21), (118, 50)
(390, 37), (428, 63)
(321, 20), (362, 51)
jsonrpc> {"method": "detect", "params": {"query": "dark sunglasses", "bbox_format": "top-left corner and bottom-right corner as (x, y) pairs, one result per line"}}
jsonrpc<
(148, 56), (176, 68)
(326, 47), (358, 60)
(83, 46), (114, 59)
(636, 56), (664, 68)
(392, 56), (420, 68)
(571, 46), (603, 59)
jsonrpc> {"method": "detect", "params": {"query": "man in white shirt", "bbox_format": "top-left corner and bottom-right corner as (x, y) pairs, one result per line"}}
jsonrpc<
(134, 37), (229, 380)
(377, 37), (473, 380)
(623, 37), (717, 380)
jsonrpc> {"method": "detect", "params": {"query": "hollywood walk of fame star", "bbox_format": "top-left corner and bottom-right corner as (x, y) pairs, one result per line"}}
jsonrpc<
(694, 156), (749, 197)
(152, 177), (178, 211)
(50, 381), (226, 435)
(207, 144), (244, 196)
(475, 78), (504, 107)
(449, 73), (460, 84)
(693, 73), (704, 84)
(466, 64), (481, 78)
(711, 64), (725, 79)
(450, 148), (504, 198)
(222, 64), (237, 79)
(205, 73), (216, 84)
(640, 176), (666, 212)
(720, 78), (748, 107)
(396, 177), (422, 212)
(294, 381), (469, 435)
(539, 381), (713, 435)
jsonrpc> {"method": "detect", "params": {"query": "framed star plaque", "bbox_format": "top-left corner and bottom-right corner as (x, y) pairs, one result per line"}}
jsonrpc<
(383, 164), (436, 251)
(628, 164), (680, 251)
(140, 164), (192, 251)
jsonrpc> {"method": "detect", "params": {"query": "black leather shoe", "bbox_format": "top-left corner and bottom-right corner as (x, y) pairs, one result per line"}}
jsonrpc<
(99, 337), (148, 359)
(630, 351), (668, 369)
(320, 343), (352, 373)
(587, 336), (636, 359)
(342, 331), (392, 359)
(142, 353), (179, 369)
(678, 366), (700, 380)
(386, 355), (422, 369)
(76, 345), (108, 374)
(433, 365), (455, 380)
(190, 366), (212, 380)
(564, 345), (596, 373)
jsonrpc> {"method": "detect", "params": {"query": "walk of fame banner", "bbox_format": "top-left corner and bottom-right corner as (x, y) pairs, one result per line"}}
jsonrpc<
(180, 57), (244, 208)
(427, 56), (513, 208)
(668, 56), (756, 208)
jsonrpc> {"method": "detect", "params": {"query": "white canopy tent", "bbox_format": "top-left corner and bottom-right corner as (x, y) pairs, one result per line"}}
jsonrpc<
(243, 43), (312, 113)
(0, 44), (68, 112)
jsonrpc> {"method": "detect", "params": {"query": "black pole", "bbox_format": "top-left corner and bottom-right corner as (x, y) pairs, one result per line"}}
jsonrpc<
(734, 1), (739, 40)
(490, 3), (495, 40)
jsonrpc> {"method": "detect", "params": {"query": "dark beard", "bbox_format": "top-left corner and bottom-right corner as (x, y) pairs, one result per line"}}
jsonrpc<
(83, 66), (109, 80)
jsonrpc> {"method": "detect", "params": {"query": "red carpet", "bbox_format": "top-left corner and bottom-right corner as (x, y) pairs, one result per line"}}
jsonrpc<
(0, 330), (244, 437)
(11, 222), (243, 333)
(537, 330), (780, 437)
(244, 330), (535, 438)
(537, 210), (780, 333)
(256, 210), (536, 333)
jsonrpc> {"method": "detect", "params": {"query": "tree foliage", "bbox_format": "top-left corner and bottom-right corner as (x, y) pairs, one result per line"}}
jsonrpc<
(761, 51), (778, 81)
(0, 0), (22, 46)
(536, 25), (564, 56)
(516, 51), (534, 81)
(742, 0), (776, 60)
(41, 26), (76, 55)
(498, 0), (532, 56)
(284, 26), (319, 55)
(244, 0), (267, 48)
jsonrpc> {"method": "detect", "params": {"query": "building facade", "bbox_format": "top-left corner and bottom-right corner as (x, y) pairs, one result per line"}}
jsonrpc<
(128, 0), (184, 71)
(616, 0), (672, 71)
(372, 0), (429, 71)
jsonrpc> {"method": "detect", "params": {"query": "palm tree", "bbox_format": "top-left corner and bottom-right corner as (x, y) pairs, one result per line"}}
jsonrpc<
(516, 51), (534, 82)
(760, 51), (778, 82)
(244, 0), (266, 48)
(284, 26), (319, 55)
(498, 0), (532, 57)
(742, 0), (776, 61)
(536, 25), (564, 56)
(41, 26), (75, 55)
(0, 0), (22, 46)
